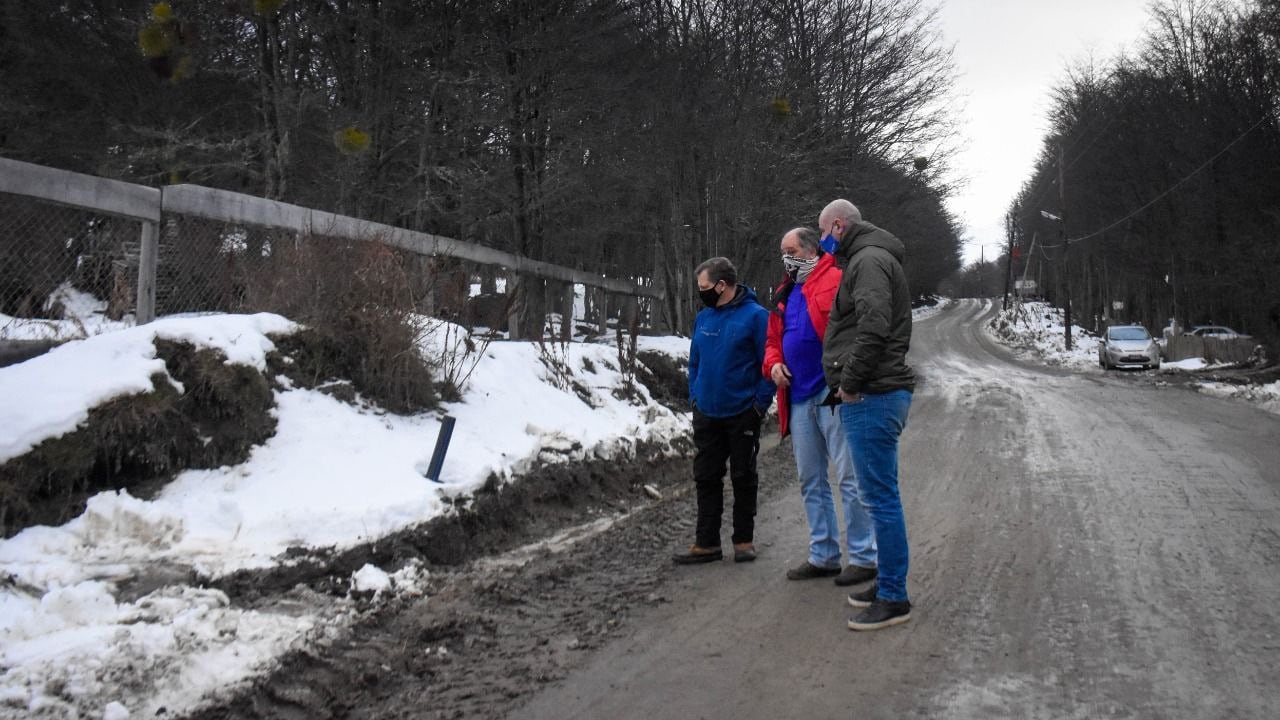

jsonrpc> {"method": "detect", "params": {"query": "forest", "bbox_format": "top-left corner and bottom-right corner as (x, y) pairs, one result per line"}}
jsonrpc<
(0, 0), (965, 335)
(1002, 0), (1279, 352)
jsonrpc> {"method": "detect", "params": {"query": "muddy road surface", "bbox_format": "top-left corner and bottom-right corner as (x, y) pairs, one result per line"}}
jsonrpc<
(194, 299), (1280, 720)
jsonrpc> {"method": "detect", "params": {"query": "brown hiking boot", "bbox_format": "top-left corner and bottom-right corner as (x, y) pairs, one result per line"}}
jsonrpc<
(733, 543), (757, 562)
(672, 544), (723, 564)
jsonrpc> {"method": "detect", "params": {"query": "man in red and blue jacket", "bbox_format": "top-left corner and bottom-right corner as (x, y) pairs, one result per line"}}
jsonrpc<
(763, 228), (877, 586)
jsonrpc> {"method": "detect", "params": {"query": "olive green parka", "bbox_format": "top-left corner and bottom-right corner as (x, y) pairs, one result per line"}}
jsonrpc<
(821, 221), (916, 395)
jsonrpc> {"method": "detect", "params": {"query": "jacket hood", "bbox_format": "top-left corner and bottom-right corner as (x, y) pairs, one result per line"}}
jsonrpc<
(721, 283), (759, 309)
(836, 221), (905, 264)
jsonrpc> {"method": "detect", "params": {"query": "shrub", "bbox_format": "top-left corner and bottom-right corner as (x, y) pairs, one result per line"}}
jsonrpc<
(244, 235), (438, 414)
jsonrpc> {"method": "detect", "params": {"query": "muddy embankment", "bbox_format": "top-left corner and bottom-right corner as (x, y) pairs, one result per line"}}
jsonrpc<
(187, 433), (795, 720)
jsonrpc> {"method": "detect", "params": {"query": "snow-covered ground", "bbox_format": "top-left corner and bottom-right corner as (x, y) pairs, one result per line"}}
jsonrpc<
(0, 283), (132, 341)
(0, 312), (691, 718)
(987, 300), (1280, 416)
(911, 296), (952, 323)
(1192, 380), (1280, 415)
(987, 300), (1102, 372)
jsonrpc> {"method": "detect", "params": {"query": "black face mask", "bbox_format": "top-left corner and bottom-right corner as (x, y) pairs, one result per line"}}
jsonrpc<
(698, 284), (723, 308)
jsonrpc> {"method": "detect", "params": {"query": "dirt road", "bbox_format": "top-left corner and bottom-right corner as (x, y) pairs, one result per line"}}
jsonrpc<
(194, 299), (1280, 720)
(514, 299), (1280, 719)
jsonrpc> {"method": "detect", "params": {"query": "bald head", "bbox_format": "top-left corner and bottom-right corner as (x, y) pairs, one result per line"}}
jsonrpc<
(781, 226), (820, 258)
(819, 199), (862, 241)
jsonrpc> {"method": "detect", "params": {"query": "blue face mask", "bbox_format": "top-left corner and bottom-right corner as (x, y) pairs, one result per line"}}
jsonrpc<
(819, 232), (839, 254)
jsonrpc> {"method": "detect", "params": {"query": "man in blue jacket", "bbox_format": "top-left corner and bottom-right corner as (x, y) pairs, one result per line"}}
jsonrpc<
(674, 257), (775, 564)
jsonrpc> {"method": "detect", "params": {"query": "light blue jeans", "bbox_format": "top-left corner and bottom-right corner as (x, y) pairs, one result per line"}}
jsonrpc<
(790, 392), (876, 569)
(839, 389), (912, 602)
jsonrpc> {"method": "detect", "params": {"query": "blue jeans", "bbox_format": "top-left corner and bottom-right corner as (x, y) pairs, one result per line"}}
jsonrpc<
(789, 392), (876, 569)
(839, 390), (912, 602)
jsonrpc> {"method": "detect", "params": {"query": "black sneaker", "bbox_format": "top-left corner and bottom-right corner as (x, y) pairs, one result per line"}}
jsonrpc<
(833, 564), (878, 587)
(847, 599), (912, 631)
(786, 561), (841, 580)
(847, 582), (878, 608)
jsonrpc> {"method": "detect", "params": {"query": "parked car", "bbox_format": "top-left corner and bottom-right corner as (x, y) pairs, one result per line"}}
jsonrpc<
(1099, 325), (1160, 370)
(1187, 325), (1249, 338)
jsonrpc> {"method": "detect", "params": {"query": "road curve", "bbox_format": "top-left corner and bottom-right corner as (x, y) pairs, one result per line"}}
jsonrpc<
(515, 298), (1280, 719)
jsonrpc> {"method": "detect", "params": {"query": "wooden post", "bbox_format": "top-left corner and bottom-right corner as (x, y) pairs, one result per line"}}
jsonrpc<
(136, 220), (159, 324)
(507, 274), (524, 341)
(622, 295), (639, 336)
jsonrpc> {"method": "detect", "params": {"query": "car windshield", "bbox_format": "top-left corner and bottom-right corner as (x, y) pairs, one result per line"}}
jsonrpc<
(1108, 327), (1150, 341)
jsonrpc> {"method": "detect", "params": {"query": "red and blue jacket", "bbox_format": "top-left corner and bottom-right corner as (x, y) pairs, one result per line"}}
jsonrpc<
(762, 252), (841, 437)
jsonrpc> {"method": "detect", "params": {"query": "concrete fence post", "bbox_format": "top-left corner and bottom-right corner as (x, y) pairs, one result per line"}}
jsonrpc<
(136, 220), (159, 324)
(595, 287), (609, 335)
(558, 281), (574, 341)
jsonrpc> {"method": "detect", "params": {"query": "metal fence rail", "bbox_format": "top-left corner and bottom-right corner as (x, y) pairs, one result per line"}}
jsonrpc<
(0, 158), (660, 342)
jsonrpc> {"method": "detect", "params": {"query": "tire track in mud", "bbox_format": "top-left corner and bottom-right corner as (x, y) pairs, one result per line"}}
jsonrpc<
(185, 441), (796, 720)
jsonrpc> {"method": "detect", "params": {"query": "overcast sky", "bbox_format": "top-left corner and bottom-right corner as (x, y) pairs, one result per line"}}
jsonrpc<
(934, 0), (1153, 265)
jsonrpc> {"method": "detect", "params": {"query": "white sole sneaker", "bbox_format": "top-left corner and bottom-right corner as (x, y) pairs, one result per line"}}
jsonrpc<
(847, 611), (911, 631)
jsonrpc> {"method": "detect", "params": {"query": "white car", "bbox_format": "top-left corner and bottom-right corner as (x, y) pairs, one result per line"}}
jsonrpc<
(1188, 325), (1248, 338)
(1099, 325), (1160, 370)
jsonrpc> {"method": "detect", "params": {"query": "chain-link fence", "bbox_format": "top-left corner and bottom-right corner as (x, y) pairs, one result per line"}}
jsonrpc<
(0, 193), (144, 342)
(0, 158), (662, 353)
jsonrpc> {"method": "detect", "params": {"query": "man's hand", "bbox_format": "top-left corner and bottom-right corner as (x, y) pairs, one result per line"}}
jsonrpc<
(837, 387), (862, 403)
(770, 363), (792, 388)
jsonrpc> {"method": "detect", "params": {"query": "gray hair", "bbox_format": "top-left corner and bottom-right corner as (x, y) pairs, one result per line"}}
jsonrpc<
(788, 227), (820, 254)
(695, 256), (737, 286)
(820, 199), (862, 226)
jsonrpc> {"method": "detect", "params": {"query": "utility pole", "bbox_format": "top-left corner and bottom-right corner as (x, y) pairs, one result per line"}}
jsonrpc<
(1059, 143), (1073, 351)
(979, 244), (985, 297)
(1003, 212), (1015, 311)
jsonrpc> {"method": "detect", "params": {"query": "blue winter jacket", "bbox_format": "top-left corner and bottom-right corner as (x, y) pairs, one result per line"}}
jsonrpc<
(688, 285), (776, 418)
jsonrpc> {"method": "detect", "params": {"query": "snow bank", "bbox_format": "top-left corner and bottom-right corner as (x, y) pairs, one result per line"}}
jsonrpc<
(0, 313), (295, 463)
(912, 296), (951, 322)
(0, 581), (315, 719)
(0, 312), (692, 717)
(1193, 380), (1280, 416)
(1161, 357), (1208, 371)
(987, 300), (1101, 371)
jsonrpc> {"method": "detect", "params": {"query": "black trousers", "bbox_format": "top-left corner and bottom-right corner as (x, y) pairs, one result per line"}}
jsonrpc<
(692, 406), (762, 547)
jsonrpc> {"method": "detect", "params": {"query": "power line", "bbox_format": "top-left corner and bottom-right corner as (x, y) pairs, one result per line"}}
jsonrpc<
(1018, 113), (1119, 219)
(1044, 114), (1270, 247)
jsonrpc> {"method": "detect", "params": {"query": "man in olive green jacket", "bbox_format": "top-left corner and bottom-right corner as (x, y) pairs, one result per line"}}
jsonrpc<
(818, 199), (916, 632)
